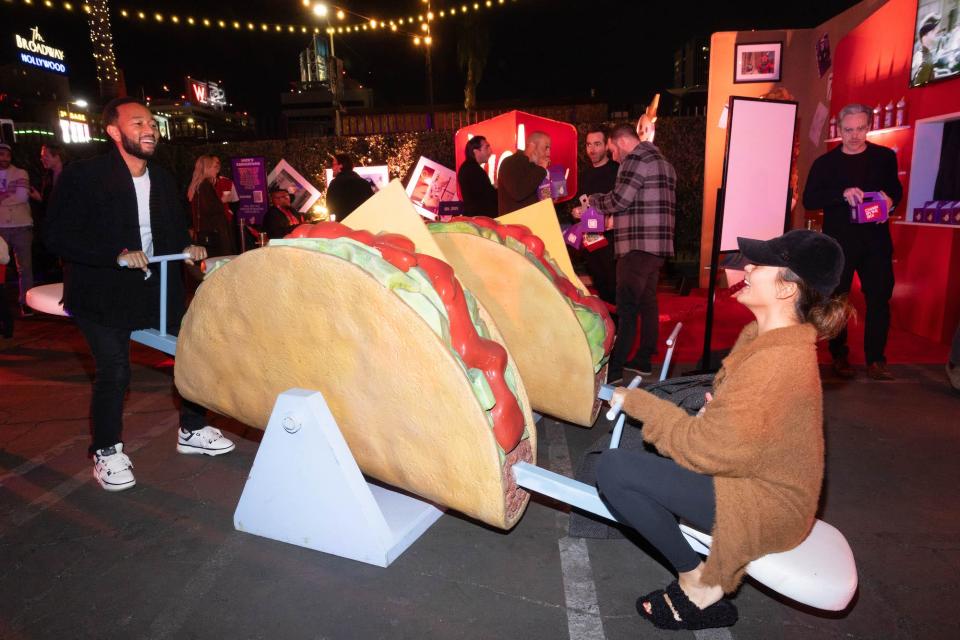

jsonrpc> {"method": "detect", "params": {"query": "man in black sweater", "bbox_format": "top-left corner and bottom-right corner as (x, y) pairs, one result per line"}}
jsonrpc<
(803, 103), (902, 380)
(325, 153), (374, 220)
(575, 127), (620, 305)
(44, 97), (235, 492)
(457, 135), (497, 216)
(497, 131), (550, 215)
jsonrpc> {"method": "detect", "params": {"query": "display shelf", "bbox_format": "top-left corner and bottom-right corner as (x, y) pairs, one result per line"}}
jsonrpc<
(895, 221), (960, 229)
(825, 124), (911, 142)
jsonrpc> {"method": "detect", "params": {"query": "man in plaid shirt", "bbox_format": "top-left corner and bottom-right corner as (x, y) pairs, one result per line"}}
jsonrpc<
(581, 123), (676, 382)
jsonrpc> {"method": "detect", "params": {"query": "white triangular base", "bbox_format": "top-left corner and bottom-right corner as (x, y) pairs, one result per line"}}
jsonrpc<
(234, 389), (444, 567)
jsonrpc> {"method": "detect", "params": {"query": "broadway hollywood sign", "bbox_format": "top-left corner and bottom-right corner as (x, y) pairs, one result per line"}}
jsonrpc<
(14, 27), (67, 74)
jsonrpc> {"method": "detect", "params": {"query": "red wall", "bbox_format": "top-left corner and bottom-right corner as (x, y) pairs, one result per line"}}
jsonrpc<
(831, 0), (960, 344)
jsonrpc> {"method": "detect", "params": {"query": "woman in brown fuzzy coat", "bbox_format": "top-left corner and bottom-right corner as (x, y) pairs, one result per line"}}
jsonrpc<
(597, 229), (851, 631)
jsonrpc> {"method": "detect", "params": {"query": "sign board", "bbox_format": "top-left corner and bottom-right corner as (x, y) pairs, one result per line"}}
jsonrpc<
(404, 156), (459, 220)
(230, 157), (269, 224)
(186, 78), (227, 110)
(14, 27), (67, 74)
(268, 159), (321, 214)
(324, 165), (390, 193)
(56, 108), (90, 144)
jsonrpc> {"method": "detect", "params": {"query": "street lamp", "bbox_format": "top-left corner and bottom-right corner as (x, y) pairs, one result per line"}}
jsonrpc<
(312, 3), (328, 18)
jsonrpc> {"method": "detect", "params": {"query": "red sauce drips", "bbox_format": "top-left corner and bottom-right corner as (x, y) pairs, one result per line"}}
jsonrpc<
(286, 221), (527, 452)
(447, 217), (615, 354)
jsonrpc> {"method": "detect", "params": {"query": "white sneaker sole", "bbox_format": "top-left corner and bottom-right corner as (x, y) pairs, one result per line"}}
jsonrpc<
(176, 442), (236, 456)
(94, 469), (136, 492)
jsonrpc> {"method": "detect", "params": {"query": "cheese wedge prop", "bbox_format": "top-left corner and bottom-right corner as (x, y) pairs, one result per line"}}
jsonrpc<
(429, 202), (615, 427)
(175, 186), (537, 530)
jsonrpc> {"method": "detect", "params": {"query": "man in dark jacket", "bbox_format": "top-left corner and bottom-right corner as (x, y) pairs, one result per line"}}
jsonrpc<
(325, 153), (374, 220)
(803, 102), (902, 381)
(263, 188), (305, 239)
(44, 97), (235, 493)
(497, 131), (550, 215)
(457, 135), (497, 216)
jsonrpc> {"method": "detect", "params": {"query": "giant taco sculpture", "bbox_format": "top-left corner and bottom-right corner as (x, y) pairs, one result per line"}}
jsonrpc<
(428, 202), (615, 427)
(175, 184), (536, 530)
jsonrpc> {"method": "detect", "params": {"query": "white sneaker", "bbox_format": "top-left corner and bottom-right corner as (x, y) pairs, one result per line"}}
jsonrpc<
(177, 426), (236, 456)
(93, 444), (136, 492)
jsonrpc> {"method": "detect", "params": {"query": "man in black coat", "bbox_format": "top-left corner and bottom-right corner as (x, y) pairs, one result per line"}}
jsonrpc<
(457, 135), (497, 216)
(325, 153), (374, 220)
(803, 102), (903, 381)
(44, 97), (235, 492)
(263, 188), (305, 239)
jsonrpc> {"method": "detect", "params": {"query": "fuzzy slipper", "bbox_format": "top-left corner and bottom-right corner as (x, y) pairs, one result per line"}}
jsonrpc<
(665, 581), (738, 630)
(635, 588), (681, 630)
(636, 581), (738, 631)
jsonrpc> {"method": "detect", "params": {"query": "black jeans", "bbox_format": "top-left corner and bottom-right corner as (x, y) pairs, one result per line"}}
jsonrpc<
(75, 316), (207, 454)
(829, 232), (894, 365)
(0, 284), (12, 338)
(596, 448), (715, 573)
(584, 233), (617, 306)
(610, 250), (664, 376)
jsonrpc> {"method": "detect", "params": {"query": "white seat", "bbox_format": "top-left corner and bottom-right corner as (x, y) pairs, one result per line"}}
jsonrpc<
(25, 283), (68, 317)
(680, 520), (858, 611)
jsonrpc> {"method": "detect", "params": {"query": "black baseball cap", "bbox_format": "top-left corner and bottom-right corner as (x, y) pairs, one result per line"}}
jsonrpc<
(737, 230), (844, 297)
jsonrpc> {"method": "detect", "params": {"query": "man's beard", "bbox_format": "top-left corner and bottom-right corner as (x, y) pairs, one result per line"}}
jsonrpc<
(120, 132), (155, 160)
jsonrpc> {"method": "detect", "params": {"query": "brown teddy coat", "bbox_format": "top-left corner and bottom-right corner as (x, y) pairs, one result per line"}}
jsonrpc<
(622, 322), (824, 592)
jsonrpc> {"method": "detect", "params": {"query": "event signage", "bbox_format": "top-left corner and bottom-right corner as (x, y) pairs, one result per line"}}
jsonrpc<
(230, 157), (269, 224)
(186, 78), (227, 110)
(14, 27), (67, 75)
(57, 108), (90, 144)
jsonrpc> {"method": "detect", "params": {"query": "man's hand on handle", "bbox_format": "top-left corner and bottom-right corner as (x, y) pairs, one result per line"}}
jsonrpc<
(183, 245), (207, 266)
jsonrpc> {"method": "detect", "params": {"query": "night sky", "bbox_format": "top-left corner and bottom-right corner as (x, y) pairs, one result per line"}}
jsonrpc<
(3, 0), (862, 127)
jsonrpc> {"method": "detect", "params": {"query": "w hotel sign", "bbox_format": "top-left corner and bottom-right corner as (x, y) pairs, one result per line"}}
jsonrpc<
(15, 27), (67, 75)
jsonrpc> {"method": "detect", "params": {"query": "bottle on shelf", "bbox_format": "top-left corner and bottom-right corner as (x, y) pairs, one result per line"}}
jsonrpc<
(829, 115), (837, 139)
(872, 104), (881, 130)
(883, 101), (894, 128)
(895, 96), (907, 127)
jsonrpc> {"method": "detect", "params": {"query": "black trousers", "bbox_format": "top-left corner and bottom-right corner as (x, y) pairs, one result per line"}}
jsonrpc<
(75, 316), (207, 454)
(584, 234), (617, 306)
(596, 447), (715, 573)
(829, 231), (894, 365)
(0, 284), (13, 338)
(610, 250), (663, 376)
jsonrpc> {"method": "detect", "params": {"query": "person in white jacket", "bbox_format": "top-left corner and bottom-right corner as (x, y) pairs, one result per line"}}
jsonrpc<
(0, 142), (34, 316)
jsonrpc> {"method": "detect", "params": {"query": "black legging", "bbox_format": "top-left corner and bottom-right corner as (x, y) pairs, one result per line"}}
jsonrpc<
(596, 447), (715, 573)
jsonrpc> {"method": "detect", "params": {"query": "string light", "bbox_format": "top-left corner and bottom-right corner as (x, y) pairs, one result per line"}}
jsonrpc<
(12, 1), (522, 41)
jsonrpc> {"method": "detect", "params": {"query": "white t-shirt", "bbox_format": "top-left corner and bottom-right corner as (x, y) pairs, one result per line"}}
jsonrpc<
(132, 169), (153, 257)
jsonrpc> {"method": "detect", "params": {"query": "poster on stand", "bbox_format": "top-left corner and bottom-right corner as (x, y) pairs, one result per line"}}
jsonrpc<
(268, 159), (321, 214)
(230, 157), (268, 224)
(325, 165), (390, 193)
(404, 156), (459, 220)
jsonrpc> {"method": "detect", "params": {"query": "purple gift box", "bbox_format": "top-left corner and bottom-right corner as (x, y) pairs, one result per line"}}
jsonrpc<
(913, 200), (939, 222)
(549, 165), (568, 200)
(580, 207), (605, 233)
(563, 223), (584, 249)
(850, 192), (888, 224)
(938, 201), (960, 225)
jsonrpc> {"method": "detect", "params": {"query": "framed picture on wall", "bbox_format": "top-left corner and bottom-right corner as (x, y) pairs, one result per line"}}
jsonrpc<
(734, 42), (783, 83)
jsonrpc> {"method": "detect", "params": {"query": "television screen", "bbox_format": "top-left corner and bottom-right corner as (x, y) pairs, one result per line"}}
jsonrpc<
(910, 1), (960, 87)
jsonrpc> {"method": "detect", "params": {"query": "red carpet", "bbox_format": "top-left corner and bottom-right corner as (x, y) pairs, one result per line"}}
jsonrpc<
(643, 286), (950, 366)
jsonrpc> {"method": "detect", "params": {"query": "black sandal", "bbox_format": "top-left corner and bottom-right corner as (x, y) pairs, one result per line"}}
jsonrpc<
(636, 581), (738, 631)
